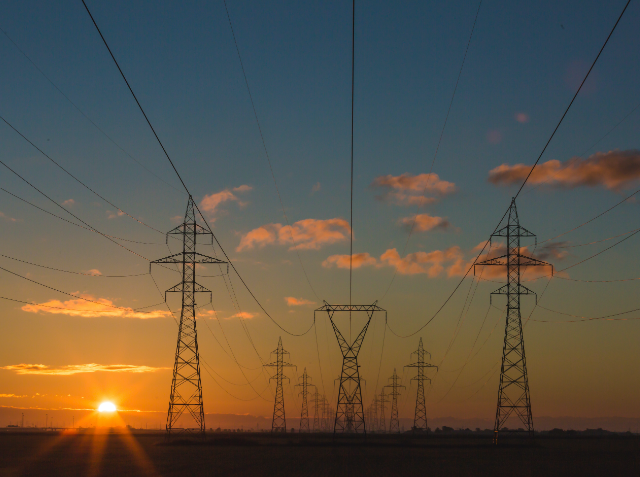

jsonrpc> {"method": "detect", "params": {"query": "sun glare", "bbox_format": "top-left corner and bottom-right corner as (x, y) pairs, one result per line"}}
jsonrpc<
(98, 401), (116, 412)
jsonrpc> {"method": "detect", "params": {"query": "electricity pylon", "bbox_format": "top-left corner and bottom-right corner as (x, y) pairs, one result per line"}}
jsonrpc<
(295, 368), (313, 433)
(321, 396), (331, 431)
(311, 388), (321, 432)
(384, 369), (405, 434)
(405, 338), (437, 433)
(263, 337), (296, 433)
(475, 198), (552, 444)
(315, 302), (386, 434)
(371, 394), (379, 432)
(151, 196), (227, 436)
(378, 389), (390, 433)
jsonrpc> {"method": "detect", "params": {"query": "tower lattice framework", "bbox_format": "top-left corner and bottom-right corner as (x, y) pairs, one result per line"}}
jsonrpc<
(405, 338), (437, 432)
(315, 302), (386, 434)
(151, 196), (227, 436)
(311, 387), (321, 432)
(295, 368), (313, 433)
(475, 198), (552, 443)
(264, 337), (296, 433)
(384, 368), (405, 434)
(378, 389), (390, 433)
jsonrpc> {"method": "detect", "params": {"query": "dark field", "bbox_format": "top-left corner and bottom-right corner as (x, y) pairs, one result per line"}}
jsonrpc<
(0, 431), (638, 477)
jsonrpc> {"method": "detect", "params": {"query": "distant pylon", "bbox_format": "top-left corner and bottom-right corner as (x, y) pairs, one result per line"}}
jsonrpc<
(384, 369), (405, 434)
(321, 396), (331, 431)
(311, 388), (321, 432)
(151, 196), (227, 436)
(316, 302), (386, 434)
(475, 198), (552, 444)
(378, 389), (390, 433)
(371, 394), (379, 432)
(405, 338), (437, 433)
(263, 337), (296, 433)
(295, 368), (313, 433)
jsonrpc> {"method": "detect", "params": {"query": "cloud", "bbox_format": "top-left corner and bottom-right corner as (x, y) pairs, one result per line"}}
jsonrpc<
(515, 113), (529, 123)
(371, 173), (456, 207)
(488, 150), (640, 191)
(84, 269), (102, 276)
(237, 218), (351, 251)
(62, 199), (75, 207)
(379, 247), (465, 277)
(106, 210), (125, 219)
(20, 295), (172, 319)
(398, 214), (451, 233)
(472, 241), (561, 279)
(230, 312), (256, 319)
(0, 363), (167, 376)
(311, 182), (321, 194)
(487, 130), (503, 144)
(285, 297), (316, 307)
(0, 394), (26, 398)
(0, 212), (18, 223)
(201, 185), (252, 218)
(322, 252), (377, 269)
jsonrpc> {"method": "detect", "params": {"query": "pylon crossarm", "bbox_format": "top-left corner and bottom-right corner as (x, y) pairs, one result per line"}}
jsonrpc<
(167, 222), (212, 236)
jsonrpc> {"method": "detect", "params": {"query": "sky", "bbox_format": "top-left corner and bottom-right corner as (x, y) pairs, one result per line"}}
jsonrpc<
(1, 0), (639, 431)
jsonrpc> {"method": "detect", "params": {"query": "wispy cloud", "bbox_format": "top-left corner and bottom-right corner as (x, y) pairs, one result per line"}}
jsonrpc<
(380, 247), (465, 277)
(371, 173), (456, 207)
(61, 199), (75, 207)
(1, 363), (167, 376)
(398, 214), (451, 233)
(237, 218), (351, 252)
(311, 182), (321, 194)
(284, 297), (316, 307)
(322, 252), (377, 269)
(106, 210), (125, 219)
(0, 211), (19, 223)
(21, 295), (172, 319)
(0, 393), (26, 398)
(200, 185), (252, 219)
(488, 150), (640, 191)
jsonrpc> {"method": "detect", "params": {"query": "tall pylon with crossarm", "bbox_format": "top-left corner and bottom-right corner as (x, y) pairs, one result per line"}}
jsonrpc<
(315, 302), (386, 434)
(384, 369), (405, 434)
(264, 337), (296, 433)
(405, 338), (437, 433)
(151, 196), (227, 436)
(295, 368), (313, 433)
(475, 198), (552, 444)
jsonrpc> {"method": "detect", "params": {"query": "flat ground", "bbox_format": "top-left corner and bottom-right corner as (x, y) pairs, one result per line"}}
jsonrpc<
(0, 431), (638, 477)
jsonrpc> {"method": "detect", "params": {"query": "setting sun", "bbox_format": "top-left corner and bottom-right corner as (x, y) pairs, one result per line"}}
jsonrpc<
(98, 401), (116, 413)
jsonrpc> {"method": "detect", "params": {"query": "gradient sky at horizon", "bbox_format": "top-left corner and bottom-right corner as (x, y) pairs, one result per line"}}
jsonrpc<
(1, 0), (639, 428)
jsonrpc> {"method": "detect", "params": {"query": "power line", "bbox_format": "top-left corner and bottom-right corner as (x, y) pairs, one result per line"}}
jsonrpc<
(0, 254), (148, 277)
(0, 24), (185, 196)
(221, 0), (320, 302)
(0, 188), (163, 245)
(385, 0), (631, 339)
(380, 0), (483, 302)
(81, 0), (312, 337)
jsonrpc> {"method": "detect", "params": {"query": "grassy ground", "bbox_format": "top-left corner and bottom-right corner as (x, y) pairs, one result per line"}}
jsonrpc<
(0, 431), (638, 476)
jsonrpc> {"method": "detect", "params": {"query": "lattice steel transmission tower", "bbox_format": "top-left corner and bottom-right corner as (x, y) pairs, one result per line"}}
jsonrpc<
(384, 369), (405, 434)
(315, 302), (386, 434)
(475, 198), (551, 443)
(295, 368), (313, 433)
(371, 394), (379, 432)
(405, 338), (437, 433)
(151, 196), (227, 436)
(264, 337), (296, 433)
(311, 388), (321, 432)
(378, 389), (390, 433)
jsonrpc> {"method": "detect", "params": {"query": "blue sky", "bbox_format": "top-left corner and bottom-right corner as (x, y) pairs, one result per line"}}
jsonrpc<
(0, 0), (639, 425)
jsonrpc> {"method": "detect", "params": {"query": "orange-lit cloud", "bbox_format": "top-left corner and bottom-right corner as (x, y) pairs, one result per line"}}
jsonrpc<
(380, 247), (464, 276)
(197, 310), (257, 320)
(85, 269), (102, 276)
(237, 218), (351, 251)
(488, 150), (640, 191)
(200, 185), (252, 218)
(0, 393), (26, 398)
(398, 214), (451, 233)
(285, 297), (316, 306)
(21, 295), (172, 319)
(515, 112), (529, 123)
(230, 312), (257, 319)
(371, 173), (456, 207)
(1, 363), (167, 376)
(62, 199), (75, 207)
(322, 252), (377, 269)
(0, 211), (18, 222)
(106, 210), (125, 219)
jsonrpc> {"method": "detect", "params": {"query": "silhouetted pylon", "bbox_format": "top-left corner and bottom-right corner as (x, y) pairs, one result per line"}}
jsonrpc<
(371, 394), (379, 432)
(263, 337), (296, 433)
(315, 302), (386, 434)
(405, 338), (437, 433)
(384, 369), (405, 434)
(151, 196), (227, 436)
(378, 389), (390, 433)
(295, 368), (313, 433)
(475, 198), (552, 444)
(311, 388), (321, 432)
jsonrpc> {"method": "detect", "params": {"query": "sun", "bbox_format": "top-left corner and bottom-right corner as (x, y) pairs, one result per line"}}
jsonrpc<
(98, 401), (116, 412)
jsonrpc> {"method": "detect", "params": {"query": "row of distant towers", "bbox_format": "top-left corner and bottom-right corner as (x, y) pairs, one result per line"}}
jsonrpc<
(265, 336), (436, 434)
(157, 196), (548, 443)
